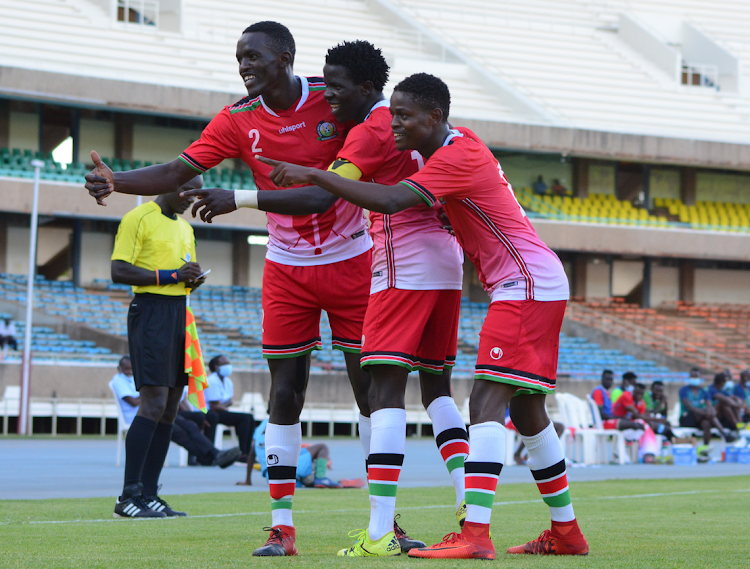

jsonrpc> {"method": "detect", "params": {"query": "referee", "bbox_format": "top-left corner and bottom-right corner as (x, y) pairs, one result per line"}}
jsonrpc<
(112, 176), (205, 518)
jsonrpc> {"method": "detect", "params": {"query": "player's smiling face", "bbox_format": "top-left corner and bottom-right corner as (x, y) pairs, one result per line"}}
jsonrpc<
(236, 32), (284, 98)
(389, 91), (433, 152)
(323, 64), (369, 123)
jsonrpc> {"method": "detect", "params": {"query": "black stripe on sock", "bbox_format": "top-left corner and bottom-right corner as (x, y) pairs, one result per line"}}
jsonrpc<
(464, 461), (503, 476)
(435, 427), (469, 448)
(267, 466), (297, 480)
(530, 459), (566, 481)
(367, 453), (404, 467)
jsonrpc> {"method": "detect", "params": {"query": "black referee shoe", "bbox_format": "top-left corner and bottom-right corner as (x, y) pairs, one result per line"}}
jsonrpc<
(145, 496), (188, 517)
(114, 495), (166, 518)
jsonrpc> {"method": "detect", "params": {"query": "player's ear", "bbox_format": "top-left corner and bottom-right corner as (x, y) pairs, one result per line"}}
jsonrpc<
(278, 50), (293, 69)
(360, 80), (374, 97)
(429, 108), (444, 126)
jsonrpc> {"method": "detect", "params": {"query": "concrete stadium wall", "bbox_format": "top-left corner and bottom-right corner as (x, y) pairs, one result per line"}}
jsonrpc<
(694, 269), (750, 305)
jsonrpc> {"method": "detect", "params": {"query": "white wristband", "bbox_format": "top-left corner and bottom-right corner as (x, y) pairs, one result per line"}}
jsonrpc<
(234, 189), (258, 209)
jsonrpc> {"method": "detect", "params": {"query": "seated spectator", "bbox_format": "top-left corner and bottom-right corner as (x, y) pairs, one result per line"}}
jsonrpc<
(551, 179), (568, 197)
(678, 375), (727, 448)
(732, 370), (750, 424)
(242, 418), (364, 488)
(610, 371), (637, 405)
(532, 175), (548, 195)
(591, 369), (643, 431)
(707, 373), (743, 434)
(203, 355), (255, 462)
(643, 381), (668, 417)
(112, 356), (240, 468)
(0, 318), (18, 355)
(612, 383), (665, 462)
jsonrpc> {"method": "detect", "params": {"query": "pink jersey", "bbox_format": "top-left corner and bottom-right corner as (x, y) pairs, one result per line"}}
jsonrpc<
(180, 76), (371, 266)
(336, 102), (462, 293)
(400, 128), (569, 302)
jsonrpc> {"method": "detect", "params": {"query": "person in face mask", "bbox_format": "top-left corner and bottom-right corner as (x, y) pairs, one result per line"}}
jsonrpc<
(678, 372), (725, 449)
(610, 371), (637, 405)
(203, 355), (256, 463)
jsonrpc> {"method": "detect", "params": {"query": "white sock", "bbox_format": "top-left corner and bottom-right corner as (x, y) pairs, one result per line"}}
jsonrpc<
(465, 422), (505, 526)
(427, 396), (468, 510)
(359, 413), (371, 470)
(265, 422), (301, 528)
(367, 408), (406, 541)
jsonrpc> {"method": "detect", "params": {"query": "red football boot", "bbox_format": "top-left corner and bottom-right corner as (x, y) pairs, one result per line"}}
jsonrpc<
(252, 525), (299, 556)
(408, 522), (495, 560)
(507, 521), (589, 556)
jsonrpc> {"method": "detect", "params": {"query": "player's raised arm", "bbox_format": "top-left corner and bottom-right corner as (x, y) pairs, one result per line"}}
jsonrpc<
(85, 152), (200, 205)
(257, 156), (422, 215)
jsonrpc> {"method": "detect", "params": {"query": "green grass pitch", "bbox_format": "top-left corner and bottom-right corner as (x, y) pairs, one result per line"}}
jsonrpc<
(2, 476), (748, 568)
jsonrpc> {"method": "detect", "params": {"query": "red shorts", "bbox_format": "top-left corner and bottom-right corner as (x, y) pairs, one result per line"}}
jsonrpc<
(603, 419), (619, 430)
(360, 288), (460, 374)
(261, 250), (371, 358)
(474, 299), (566, 395)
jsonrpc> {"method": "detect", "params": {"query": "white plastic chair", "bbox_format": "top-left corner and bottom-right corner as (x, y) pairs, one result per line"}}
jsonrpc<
(586, 394), (627, 465)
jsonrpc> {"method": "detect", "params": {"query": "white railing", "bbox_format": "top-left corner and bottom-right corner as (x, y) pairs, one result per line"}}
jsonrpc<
(117, 0), (159, 28)
(566, 302), (747, 371)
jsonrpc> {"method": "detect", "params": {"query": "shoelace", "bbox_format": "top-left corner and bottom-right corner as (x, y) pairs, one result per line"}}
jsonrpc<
(131, 495), (154, 513)
(434, 532), (463, 547)
(393, 514), (408, 538)
(262, 527), (285, 545)
(527, 530), (555, 554)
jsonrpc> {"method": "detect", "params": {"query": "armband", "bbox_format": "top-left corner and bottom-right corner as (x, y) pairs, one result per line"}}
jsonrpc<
(235, 189), (259, 209)
(327, 158), (363, 181)
(156, 269), (179, 285)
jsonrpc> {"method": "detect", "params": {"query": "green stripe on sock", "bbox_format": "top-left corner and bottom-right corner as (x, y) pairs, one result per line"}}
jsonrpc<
(465, 491), (495, 509)
(369, 482), (398, 498)
(543, 490), (571, 508)
(446, 455), (465, 472)
(271, 498), (293, 510)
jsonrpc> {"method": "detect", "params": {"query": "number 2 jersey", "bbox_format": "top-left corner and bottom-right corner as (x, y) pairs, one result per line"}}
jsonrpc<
(179, 76), (372, 266)
(336, 101), (463, 294)
(400, 127), (569, 302)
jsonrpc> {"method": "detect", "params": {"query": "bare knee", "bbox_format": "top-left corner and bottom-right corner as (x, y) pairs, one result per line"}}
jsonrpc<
(137, 388), (169, 422)
(469, 380), (515, 424)
(420, 370), (452, 410)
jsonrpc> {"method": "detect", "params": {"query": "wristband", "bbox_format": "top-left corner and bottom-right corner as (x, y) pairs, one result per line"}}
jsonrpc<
(235, 189), (258, 209)
(156, 269), (179, 285)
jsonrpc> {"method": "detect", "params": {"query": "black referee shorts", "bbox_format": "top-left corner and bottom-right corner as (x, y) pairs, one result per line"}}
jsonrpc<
(128, 293), (188, 390)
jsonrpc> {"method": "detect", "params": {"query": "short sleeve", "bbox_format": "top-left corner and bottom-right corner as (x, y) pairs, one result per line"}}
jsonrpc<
(203, 373), (222, 403)
(179, 108), (240, 173)
(591, 390), (604, 406)
(111, 210), (144, 263)
(399, 148), (473, 206)
(337, 123), (385, 180)
(619, 392), (634, 407)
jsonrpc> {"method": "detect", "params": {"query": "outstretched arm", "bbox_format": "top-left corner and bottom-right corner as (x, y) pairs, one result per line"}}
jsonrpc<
(256, 156), (423, 215)
(85, 151), (200, 205)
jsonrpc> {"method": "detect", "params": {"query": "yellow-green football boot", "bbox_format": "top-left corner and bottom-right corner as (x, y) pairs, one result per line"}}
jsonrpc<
(337, 529), (401, 557)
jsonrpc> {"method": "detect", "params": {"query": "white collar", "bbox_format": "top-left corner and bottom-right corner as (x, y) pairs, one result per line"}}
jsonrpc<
(260, 76), (310, 117)
(364, 98), (390, 121)
(442, 128), (463, 147)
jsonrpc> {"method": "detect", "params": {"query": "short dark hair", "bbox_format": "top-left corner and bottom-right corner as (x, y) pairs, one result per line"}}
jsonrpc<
(325, 40), (389, 92)
(118, 355), (130, 366)
(243, 21), (296, 64)
(208, 355), (224, 372)
(635, 383), (646, 391)
(623, 371), (637, 382)
(602, 369), (614, 377)
(713, 372), (727, 384)
(394, 73), (450, 121)
(651, 380), (664, 388)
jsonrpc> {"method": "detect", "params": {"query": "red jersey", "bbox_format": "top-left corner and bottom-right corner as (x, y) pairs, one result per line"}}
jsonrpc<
(180, 76), (371, 266)
(337, 101), (462, 293)
(612, 390), (646, 418)
(400, 128), (569, 302)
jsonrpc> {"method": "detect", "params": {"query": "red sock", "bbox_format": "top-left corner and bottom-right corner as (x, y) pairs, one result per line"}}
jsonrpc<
(551, 519), (583, 538)
(462, 521), (491, 541)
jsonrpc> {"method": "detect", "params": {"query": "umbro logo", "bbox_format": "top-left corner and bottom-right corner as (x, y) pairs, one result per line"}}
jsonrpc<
(490, 347), (503, 360)
(267, 454), (279, 465)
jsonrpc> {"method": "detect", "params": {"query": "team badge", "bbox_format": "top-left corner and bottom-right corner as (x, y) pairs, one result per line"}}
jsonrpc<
(267, 454), (279, 465)
(316, 121), (338, 141)
(490, 347), (503, 360)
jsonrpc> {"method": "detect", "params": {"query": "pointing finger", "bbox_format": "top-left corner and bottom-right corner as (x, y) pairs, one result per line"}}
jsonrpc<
(256, 155), (282, 167)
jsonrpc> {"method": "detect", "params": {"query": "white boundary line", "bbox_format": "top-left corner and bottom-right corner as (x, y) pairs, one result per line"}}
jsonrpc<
(3, 488), (748, 527)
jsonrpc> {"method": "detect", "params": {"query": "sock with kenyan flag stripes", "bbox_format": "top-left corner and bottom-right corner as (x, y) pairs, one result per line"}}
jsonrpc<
(367, 408), (406, 541)
(426, 396), (468, 510)
(265, 423), (301, 528)
(464, 422), (505, 528)
(522, 421), (584, 538)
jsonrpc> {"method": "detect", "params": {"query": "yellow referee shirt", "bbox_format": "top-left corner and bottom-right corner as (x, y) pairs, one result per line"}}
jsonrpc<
(111, 201), (197, 296)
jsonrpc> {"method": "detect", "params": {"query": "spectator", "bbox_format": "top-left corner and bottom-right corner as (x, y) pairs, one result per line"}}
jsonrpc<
(610, 371), (637, 404)
(245, 418), (365, 488)
(532, 175), (548, 195)
(732, 370), (750, 424)
(611, 383), (663, 462)
(707, 373), (743, 434)
(591, 370), (642, 431)
(643, 381), (668, 417)
(678, 375), (726, 448)
(0, 318), (18, 354)
(204, 355), (255, 462)
(111, 356), (240, 468)
(551, 179), (568, 197)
